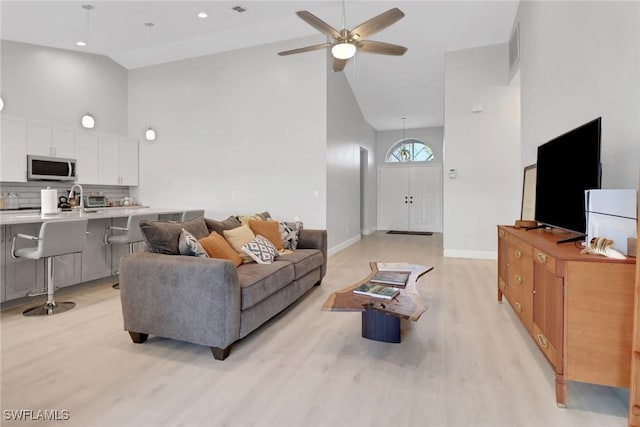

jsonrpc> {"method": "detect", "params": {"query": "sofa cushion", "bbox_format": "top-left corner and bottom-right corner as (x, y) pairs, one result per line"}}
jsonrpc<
(199, 231), (243, 267)
(178, 229), (209, 258)
(223, 225), (256, 264)
(242, 235), (279, 264)
(276, 249), (323, 280)
(205, 216), (241, 235)
(140, 217), (209, 255)
(248, 220), (283, 250)
(236, 261), (295, 310)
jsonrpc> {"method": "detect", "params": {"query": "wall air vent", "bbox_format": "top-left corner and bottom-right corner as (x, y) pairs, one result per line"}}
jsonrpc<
(232, 6), (247, 13)
(509, 23), (520, 71)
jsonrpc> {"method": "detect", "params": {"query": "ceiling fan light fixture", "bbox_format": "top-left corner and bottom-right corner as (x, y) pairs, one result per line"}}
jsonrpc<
(81, 113), (95, 129)
(331, 42), (356, 60)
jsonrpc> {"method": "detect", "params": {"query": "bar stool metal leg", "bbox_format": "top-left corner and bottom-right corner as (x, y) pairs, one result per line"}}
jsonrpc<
(113, 242), (136, 289)
(23, 257), (76, 317)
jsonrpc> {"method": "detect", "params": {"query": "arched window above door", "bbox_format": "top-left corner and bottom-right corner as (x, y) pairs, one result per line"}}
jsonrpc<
(385, 139), (434, 163)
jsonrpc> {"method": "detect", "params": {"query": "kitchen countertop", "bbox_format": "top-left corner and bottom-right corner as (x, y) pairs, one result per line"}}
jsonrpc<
(0, 207), (184, 225)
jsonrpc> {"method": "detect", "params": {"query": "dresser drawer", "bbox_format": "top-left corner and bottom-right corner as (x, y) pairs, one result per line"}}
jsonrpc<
(533, 248), (557, 273)
(508, 236), (533, 258)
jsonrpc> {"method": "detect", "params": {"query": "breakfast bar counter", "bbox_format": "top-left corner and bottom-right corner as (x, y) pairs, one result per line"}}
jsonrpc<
(0, 207), (183, 225)
(0, 207), (187, 303)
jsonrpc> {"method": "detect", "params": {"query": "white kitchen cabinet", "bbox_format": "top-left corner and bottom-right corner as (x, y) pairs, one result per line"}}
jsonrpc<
(52, 126), (76, 158)
(377, 165), (443, 233)
(75, 129), (99, 185)
(119, 137), (139, 186)
(1, 115), (28, 182)
(98, 134), (137, 186)
(98, 134), (119, 185)
(27, 120), (75, 158)
(82, 219), (112, 282)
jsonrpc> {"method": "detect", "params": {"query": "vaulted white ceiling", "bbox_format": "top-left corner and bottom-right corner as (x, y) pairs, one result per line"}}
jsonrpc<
(0, 1), (519, 131)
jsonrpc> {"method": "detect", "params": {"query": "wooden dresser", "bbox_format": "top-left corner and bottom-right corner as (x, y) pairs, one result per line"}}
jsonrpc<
(497, 225), (636, 407)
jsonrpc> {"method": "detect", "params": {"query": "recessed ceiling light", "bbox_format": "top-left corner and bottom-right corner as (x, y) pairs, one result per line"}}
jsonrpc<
(197, 12), (208, 19)
(232, 6), (247, 13)
(76, 41), (87, 47)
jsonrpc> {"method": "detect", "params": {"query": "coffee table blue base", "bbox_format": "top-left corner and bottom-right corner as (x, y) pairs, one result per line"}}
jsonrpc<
(361, 310), (401, 343)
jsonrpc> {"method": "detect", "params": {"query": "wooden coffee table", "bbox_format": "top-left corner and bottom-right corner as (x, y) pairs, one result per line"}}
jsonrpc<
(322, 262), (433, 343)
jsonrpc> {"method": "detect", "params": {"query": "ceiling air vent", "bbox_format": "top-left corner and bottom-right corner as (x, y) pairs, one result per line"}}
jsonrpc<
(232, 6), (247, 13)
(509, 23), (520, 70)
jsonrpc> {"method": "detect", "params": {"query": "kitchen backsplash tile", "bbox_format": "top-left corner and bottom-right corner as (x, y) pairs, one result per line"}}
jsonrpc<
(0, 181), (131, 209)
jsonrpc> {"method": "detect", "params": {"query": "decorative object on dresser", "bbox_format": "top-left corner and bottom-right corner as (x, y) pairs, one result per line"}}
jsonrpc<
(497, 225), (636, 407)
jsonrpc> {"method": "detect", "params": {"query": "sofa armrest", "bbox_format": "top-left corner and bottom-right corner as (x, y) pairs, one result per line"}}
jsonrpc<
(120, 252), (241, 349)
(297, 229), (327, 279)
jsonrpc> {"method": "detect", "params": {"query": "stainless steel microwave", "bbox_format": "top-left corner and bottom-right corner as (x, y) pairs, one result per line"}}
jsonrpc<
(27, 155), (77, 181)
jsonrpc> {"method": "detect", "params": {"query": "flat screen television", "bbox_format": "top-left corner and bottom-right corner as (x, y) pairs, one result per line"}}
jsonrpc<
(534, 117), (602, 240)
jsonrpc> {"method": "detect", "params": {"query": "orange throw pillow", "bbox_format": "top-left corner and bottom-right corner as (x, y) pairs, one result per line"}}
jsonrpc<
(199, 231), (243, 267)
(248, 220), (283, 250)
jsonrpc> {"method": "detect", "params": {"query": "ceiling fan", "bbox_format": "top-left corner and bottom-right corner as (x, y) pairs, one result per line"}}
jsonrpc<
(278, 5), (407, 72)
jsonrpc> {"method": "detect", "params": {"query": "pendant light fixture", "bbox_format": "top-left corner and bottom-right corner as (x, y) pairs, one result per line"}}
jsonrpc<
(143, 22), (156, 141)
(399, 117), (410, 162)
(80, 4), (95, 129)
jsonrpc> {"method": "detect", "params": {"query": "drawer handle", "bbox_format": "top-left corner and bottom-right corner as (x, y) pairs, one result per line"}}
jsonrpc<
(537, 333), (549, 349)
(515, 249), (522, 259)
(515, 302), (522, 312)
(537, 253), (547, 264)
(499, 280), (506, 291)
(515, 274), (522, 285)
(499, 230), (505, 238)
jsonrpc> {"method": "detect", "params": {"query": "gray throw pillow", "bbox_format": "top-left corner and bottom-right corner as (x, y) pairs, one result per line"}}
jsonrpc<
(205, 216), (242, 235)
(140, 216), (210, 255)
(178, 228), (209, 258)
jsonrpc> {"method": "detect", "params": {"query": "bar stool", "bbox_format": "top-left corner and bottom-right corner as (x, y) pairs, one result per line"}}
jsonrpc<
(105, 213), (158, 289)
(180, 209), (205, 222)
(12, 219), (89, 316)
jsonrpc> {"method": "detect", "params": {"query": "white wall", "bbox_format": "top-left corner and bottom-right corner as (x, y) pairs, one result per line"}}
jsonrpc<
(128, 37), (328, 228)
(517, 1), (640, 188)
(327, 57), (376, 251)
(443, 43), (521, 259)
(0, 40), (128, 134)
(376, 127), (444, 166)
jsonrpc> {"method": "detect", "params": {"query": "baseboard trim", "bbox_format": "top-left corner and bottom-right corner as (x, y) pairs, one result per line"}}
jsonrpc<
(328, 235), (361, 257)
(360, 228), (376, 236)
(443, 249), (497, 260)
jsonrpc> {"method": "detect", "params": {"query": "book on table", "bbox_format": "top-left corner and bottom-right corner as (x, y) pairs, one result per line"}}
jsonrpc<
(353, 283), (400, 300)
(369, 271), (410, 286)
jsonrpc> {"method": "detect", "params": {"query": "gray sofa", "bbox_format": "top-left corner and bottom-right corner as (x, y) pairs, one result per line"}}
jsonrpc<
(119, 222), (326, 360)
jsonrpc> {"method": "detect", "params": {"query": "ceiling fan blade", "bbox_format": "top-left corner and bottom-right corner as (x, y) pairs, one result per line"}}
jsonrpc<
(349, 8), (405, 40)
(296, 11), (342, 40)
(357, 40), (407, 56)
(278, 43), (332, 56)
(333, 57), (347, 72)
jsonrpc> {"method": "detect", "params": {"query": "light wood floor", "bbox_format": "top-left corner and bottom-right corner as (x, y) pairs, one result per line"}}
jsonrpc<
(1, 232), (630, 426)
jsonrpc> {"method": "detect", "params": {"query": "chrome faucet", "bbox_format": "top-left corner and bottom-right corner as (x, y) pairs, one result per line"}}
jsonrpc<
(69, 183), (84, 210)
